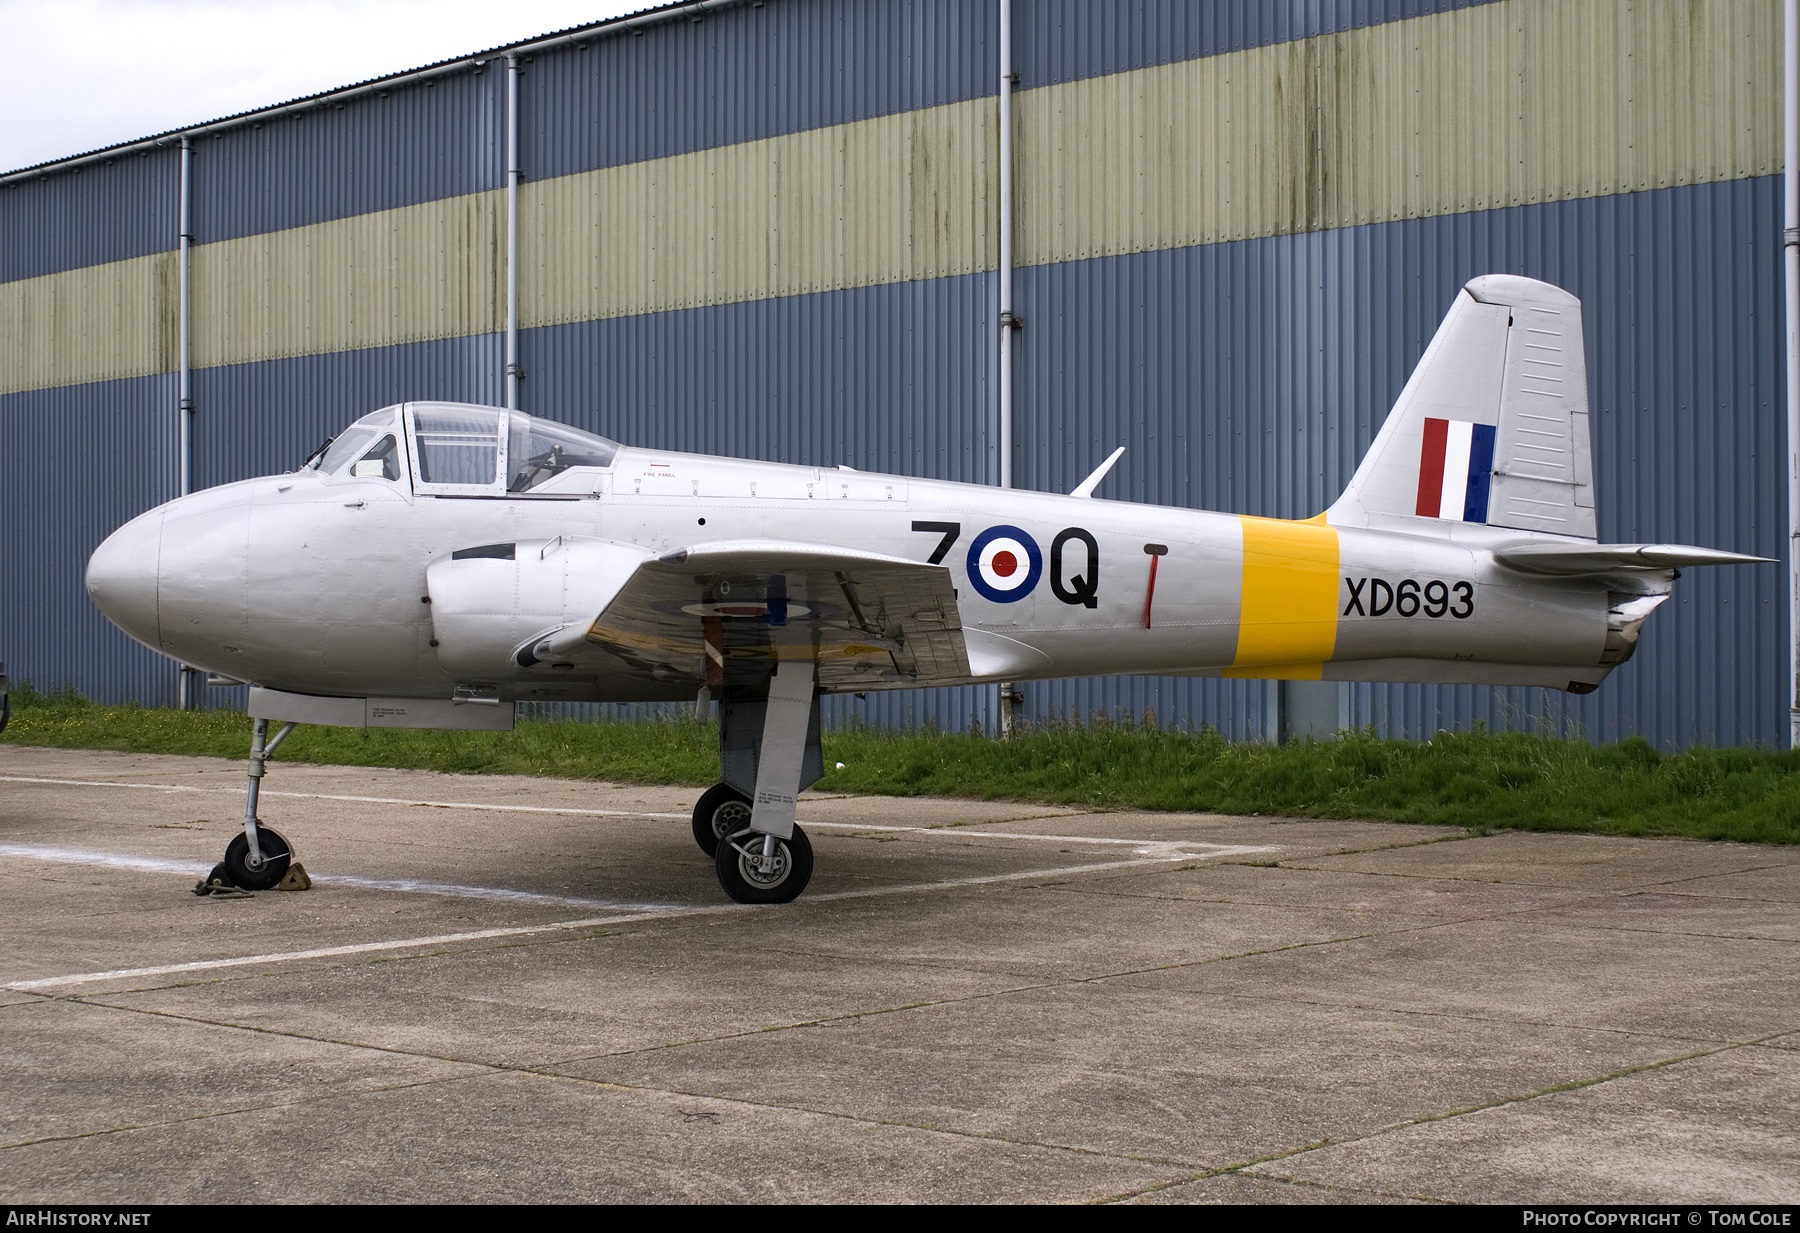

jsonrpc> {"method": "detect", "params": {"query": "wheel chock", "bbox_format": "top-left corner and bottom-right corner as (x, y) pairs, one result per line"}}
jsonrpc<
(277, 862), (312, 892)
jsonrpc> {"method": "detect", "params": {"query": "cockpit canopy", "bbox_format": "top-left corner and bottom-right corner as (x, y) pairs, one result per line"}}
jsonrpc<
(305, 403), (620, 494)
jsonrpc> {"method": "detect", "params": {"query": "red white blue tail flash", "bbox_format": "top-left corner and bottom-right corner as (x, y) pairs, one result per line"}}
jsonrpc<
(1415, 417), (1496, 522)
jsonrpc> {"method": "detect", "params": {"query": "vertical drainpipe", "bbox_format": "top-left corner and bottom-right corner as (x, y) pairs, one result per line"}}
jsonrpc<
(177, 135), (198, 711)
(505, 54), (521, 411)
(996, 0), (1019, 738)
(1787, 0), (1800, 747)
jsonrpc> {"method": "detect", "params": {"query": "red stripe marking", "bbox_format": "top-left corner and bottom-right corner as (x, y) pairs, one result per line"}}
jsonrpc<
(1143, 554), (1159, 629)
(1415, 417), (1449, 517)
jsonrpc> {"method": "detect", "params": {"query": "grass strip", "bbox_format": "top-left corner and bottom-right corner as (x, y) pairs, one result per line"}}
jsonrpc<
(4, 685), (1796, 844)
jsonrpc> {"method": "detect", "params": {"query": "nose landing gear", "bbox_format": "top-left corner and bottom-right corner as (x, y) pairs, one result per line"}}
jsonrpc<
(194, 715), (309, 895)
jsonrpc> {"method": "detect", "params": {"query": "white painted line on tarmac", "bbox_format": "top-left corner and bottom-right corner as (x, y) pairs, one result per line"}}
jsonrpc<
(3, 845), (1276, 992)
(0, 776), (689, 820)
(0, 843), (691, 914)
(801, 820), (1259, 859)
(1, 775), (1253, 856)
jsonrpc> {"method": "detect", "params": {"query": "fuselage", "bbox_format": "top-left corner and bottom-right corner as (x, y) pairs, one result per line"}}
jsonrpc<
(86, 404), (1639, 704)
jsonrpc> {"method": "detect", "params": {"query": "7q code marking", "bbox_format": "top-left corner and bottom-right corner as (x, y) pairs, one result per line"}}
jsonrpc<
(1343, 577), (1473, 619)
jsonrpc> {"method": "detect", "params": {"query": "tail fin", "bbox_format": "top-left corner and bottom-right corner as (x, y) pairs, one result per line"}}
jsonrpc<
(1329, 275), (1595, 539)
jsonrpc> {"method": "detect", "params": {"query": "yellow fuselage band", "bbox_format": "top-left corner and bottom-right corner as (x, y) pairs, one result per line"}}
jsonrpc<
(1225, 517), (1340, 681)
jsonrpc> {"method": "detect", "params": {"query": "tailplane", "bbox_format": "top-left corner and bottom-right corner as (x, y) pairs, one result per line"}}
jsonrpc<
(1330, 275), (1595, 538)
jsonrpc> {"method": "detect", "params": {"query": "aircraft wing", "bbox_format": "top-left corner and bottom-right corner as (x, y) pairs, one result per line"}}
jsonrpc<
(1493, 542), (1773, 575)
(585, 538), (969, 690)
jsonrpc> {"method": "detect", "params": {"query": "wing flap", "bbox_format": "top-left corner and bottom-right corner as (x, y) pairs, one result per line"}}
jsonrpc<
(587, 539), (969, 689)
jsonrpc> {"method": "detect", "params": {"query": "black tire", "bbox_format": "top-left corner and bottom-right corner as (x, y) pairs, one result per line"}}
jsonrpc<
(714, 824), (813, 904)
(222, 826), (292, 891)
(691, 782), (753, 857)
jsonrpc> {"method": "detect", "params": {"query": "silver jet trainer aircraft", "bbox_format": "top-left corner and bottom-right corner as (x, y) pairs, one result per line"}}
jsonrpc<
(87, 275), (1766, 903)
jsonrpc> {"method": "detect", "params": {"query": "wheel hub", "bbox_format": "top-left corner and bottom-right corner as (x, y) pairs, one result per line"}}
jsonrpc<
(712, 799), (752, 840)
(732, 836), (790, 888)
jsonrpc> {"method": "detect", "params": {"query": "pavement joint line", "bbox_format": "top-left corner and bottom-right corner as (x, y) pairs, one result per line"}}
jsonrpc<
(24, 921), (1782, 1185)
(2, 849), (1275, 992)
(1140, 982), (1783, 1049)
(1100, 1040), (1754, 1204)
(0, 843), (698, 913)
(17, 998), (1207, 1176)
(0, 774), (1267, 855)
(0, 1072), (488, 1155)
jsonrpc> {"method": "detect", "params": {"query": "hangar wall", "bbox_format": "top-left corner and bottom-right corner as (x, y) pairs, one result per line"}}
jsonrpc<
(0, 0), (1785, 748)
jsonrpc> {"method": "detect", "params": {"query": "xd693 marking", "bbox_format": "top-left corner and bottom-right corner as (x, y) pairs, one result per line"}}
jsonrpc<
(1343, 577), (1474, 620)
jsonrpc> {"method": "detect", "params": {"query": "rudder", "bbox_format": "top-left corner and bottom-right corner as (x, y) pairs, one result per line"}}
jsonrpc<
(1329, 275), (1596, 540)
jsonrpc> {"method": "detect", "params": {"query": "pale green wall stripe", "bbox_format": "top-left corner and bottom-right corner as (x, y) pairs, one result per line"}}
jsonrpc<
(1016, 0), (1779, 264)
(0, 253), (174, 396)
(1, 0), (1778, 397)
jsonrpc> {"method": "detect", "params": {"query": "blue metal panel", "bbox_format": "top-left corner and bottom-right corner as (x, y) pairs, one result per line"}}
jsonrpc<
(0, 374), (179, 705)
(524, 0), (992, 182)
(190, 335), (503, 489)
(0, 149), (178, 283)
(1017, 0), (1504, 90)
(193, 70), (504, 247)
(1011, 175), (1785, 749)
(521, 271), (994, 484)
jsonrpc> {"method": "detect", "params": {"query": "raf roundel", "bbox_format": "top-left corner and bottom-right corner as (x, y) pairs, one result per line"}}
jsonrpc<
(966, 525), (1043, 603)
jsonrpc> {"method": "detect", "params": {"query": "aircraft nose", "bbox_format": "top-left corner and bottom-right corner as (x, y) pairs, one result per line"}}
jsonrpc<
(87, 508), (165, 651)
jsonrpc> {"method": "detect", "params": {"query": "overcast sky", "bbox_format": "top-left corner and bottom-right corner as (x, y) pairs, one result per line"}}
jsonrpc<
(1, 0), (648, 171)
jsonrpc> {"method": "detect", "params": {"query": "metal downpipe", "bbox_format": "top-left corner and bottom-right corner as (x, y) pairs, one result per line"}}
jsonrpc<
(177, 135), (198, 711)
(1787, 0), (1799, 746)
(505, 54), (521, 411)
(996, 0), (1017, 740)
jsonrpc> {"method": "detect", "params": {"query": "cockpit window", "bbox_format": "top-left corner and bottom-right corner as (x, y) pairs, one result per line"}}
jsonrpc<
(309, 408), (399, 474)
(351, 434), (401, 481)
(507, 414), (620, 492)
(315, 426), (380, 475)
(414, 406), (501, 486)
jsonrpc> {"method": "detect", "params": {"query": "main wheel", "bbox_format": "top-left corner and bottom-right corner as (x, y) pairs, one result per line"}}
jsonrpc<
(222, 826), (292, 891)
(691, 783), (753, 857)
(714, 824), (813, 904)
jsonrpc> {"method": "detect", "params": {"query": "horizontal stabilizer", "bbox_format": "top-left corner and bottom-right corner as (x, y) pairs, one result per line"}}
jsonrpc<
(1494, 542), (1772, 575)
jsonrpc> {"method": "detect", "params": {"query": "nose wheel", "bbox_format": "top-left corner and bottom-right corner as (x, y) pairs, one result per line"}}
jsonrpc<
(714, 825), (813, 904)
(221, 826), (293, 891)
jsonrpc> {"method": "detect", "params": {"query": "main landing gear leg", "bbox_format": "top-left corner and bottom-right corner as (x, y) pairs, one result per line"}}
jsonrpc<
(195, 716), (307, 895)
(713, 659), (816, 904)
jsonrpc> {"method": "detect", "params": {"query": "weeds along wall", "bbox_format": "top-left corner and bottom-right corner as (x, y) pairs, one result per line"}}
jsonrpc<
(0, 0), (1784, 747)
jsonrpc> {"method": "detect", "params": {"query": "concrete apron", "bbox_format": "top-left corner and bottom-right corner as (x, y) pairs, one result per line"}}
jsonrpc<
(0, 744), (1796, 1204)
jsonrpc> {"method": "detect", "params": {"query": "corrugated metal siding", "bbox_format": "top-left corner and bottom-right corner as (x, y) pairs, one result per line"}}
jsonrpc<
(0, 375), (180, 706)
(190, 191), (506, 370)
(193, 67), (504, 246)
(521, 97), (996, 327)
(0, 252), (176, 396)
(14, 178), (1779, 746)
(1, 0), (1506, 286)
(1017, 0), (1504, 89)
(521, 270), (993, 483)
(1, 0), (1784, 752)
(1016, 0), (1781, 265)
(1011, 175), (1784, 749)
(7, 0), (1775, 396)
(525, 0), (992, 181)
(0, 149), (177, 283)
(191, 334), (503, 490)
